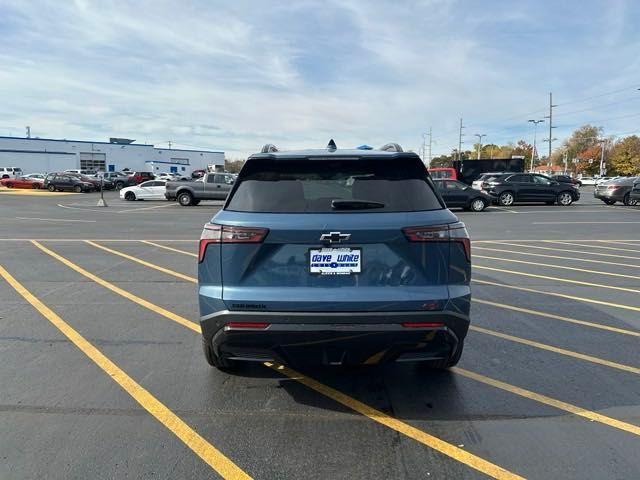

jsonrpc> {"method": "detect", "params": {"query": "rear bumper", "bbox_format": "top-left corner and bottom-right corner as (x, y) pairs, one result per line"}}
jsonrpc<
(594, 191), (624, 201)
(201, 310), (469, 365)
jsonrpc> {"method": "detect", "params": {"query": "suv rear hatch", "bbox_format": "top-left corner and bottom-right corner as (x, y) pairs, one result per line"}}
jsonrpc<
(200, 156), (467, 314)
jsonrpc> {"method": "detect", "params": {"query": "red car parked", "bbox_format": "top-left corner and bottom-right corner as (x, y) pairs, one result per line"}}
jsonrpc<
(0, 176), (44, 189)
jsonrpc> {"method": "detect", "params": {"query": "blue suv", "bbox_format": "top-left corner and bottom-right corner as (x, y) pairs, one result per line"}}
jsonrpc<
(198, 142), (471, 370)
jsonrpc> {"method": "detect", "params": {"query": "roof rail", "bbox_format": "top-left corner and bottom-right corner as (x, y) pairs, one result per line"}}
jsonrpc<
(379, 143), (403, 152)
(260, 144), (278, 153)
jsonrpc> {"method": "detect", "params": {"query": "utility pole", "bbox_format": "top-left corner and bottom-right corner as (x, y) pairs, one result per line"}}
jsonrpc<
(599, 140), (607, 176)
(528, 119), (544, 172)
(474, 134), (486, 160)
(544, 92), (557, 162)
(427, 126), (432, 166)
(458, 118), (465, 161)
(26, 126), (31, 138)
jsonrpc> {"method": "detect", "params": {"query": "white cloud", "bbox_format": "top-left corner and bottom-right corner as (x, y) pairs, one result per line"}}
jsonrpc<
(1, 0), (639, 158)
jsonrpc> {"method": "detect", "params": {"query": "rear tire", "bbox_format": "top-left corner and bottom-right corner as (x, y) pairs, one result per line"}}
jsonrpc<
(115, 181), (125, 190)
(6, 183), (13, 188)
(556, 191), (573, 206)
(124, 191), (136, 201)
(48, 184), (56, 192)
(74, 185), (82, 193)
(177, 191), (193, 206)
(422, 341), (464, 370)
(470, 198), (487, 212)
(202, 339), (236, 370)
(33, 183), (40, 189)
(498, 191), (515, 206)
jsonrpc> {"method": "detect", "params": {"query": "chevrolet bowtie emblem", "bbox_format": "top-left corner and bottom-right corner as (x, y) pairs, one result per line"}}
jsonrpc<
(319, 232), (351, 243)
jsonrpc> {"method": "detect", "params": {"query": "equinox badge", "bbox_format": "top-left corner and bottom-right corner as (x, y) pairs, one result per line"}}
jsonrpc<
(319, 232), (351, 243)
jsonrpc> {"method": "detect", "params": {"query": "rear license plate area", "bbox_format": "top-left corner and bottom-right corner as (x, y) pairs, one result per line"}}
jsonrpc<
(309, 247), (361, 275)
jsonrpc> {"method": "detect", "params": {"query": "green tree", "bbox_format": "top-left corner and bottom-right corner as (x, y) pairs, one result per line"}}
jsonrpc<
(608, 135), (640, 175)
(224, 158), (245, 173)
(557, 124), (603, 166)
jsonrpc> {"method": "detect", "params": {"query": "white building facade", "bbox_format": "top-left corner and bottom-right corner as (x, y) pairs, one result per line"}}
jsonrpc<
(0, 136), (224, 175)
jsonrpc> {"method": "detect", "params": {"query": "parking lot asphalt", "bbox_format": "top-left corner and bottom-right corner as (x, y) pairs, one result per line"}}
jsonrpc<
(1, 188), (639, 479)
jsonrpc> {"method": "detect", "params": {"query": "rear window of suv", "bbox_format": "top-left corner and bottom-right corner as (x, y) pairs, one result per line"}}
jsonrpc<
(226, 157), (443, 213)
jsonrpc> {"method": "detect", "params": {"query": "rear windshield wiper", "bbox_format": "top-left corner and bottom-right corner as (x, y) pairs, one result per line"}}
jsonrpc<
(331, 199), (385, 210)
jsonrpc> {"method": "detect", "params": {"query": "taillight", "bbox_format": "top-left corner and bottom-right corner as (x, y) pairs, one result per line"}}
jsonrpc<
(225, 322), (270, 330)
(402, 222), (471, 261)
(401, 322), (444, 328)
(198, 223), (268, 262)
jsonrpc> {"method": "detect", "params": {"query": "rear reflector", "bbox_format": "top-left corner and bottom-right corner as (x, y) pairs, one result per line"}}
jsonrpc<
(401, 322), (444, 328)
(198, 223), (269, 262)
(225, 322), (270, 330)
(402, 222), (471, 261)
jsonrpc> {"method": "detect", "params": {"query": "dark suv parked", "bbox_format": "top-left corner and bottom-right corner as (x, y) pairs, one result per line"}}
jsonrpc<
(44, 173), (94, 192)
(198, 141), (471, 370)
(67, 173), (114, 191)
(594, 177), (639, 205)
(551, 174), (582, 187)
(484, 173), (580, 206)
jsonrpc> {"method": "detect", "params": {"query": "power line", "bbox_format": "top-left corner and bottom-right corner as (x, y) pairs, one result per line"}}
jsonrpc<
(555, 84), (640, 107)
(554, 95), (640, 117)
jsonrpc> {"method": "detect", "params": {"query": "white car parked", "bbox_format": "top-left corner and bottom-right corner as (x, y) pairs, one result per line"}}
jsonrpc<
(23, 173), (46, 180)
(0, 167), (23, 179)
(120, 180), (167, 201)
(579, 176), (596, 186)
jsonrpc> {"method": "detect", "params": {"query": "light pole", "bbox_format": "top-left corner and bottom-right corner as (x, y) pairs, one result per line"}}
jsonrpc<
(528, 119), (544, 172)
(474, 134), (486, 160)
(599, 139), (607, 177)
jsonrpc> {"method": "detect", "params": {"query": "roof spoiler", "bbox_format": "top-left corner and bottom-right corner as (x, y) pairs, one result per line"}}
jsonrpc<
(260, 144), (278, 153)
(379, 143), (403, 152)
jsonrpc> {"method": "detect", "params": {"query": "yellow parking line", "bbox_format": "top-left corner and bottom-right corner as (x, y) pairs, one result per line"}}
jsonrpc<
(141, 240), (198, 258)
(474, 254), (640, 280)
(0, 264), (250, 480)
(453, 368), (640, 437)
(472, 278), (640, 313)
(264, 362), (524, 480)
(36, 241), (640, 474)
(485, 242), (640, 260)
(34, 245), (523, 478)
(542, 240), (640, 254)
(470, 326), (640, 374)
(85, 241), (196, 283)
(32, 241), (200, 333)
(473, 299), (640, 337)
(474, 264), (640, 296)
(473, 246), (640, 269)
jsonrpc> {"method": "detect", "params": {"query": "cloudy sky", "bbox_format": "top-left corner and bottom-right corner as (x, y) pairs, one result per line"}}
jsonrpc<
(1, 0), (639, 158)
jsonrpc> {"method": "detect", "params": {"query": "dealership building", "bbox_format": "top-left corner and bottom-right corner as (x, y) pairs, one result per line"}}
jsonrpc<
(0, 136), (224, 175)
